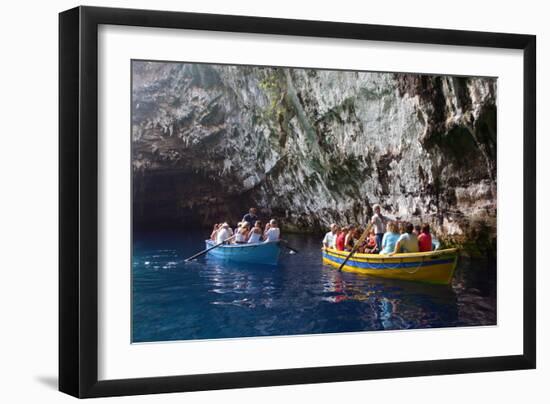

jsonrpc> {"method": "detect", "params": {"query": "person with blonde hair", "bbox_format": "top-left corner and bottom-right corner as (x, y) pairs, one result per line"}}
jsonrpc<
(247, 221), (263, 244)
(234, 222), (250, 244)
(380, 221), (401, 254)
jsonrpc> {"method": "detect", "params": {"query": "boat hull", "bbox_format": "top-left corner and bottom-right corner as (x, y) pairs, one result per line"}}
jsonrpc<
(322, 247), (458, 285)
(206, 240), (281, 265)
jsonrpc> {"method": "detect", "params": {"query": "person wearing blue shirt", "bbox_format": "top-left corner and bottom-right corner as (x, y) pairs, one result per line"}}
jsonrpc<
(380, 221), (401, 254)
(242, 207), (258, 228)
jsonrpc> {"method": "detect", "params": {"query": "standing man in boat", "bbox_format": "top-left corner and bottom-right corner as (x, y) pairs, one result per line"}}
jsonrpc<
(371, 204), (390, 253)
(322, 223), (339, 249)
(242, 207), (258, 229)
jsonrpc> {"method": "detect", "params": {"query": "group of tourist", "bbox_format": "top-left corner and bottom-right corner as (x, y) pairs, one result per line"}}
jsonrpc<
(322, 204), (434, 255)
(210, 208), (281, 245)
(209, 205), (434, 254)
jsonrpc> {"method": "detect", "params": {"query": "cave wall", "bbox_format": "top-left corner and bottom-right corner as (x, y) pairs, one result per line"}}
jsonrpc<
(131, 61), (497, 249)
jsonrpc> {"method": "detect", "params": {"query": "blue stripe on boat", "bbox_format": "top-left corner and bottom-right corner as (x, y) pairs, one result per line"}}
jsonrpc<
(323, 252), (455, 270)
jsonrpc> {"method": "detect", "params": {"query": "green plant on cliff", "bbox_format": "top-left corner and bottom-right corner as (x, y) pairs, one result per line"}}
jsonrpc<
(259, 72), (287, 121)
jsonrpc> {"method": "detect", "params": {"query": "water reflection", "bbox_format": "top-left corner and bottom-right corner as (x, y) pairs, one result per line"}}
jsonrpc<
(201, 257), (278, 308)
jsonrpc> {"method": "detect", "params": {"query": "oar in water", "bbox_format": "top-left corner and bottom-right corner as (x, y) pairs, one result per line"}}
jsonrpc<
(184, 235), (236, 262)
(338, 223), (372, 272)
(280, 240), (299, 254)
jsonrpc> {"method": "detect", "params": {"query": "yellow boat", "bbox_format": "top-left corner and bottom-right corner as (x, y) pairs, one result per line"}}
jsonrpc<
(322, 247), (459, 285)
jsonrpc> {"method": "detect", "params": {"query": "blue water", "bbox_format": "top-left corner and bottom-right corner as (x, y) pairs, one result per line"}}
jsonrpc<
(132, 230), (496, 343)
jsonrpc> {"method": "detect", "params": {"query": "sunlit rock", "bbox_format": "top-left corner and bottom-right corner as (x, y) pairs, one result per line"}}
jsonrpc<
(132, 61), (497, 252)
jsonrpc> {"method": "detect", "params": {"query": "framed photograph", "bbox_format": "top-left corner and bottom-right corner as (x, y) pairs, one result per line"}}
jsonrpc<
(59, 6), (536, 398)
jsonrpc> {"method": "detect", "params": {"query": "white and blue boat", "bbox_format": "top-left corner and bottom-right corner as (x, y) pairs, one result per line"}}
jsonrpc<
(205, 240), (281, 265)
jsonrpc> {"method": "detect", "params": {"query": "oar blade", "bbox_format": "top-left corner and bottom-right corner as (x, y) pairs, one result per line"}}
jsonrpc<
(281, 240), (299, 254)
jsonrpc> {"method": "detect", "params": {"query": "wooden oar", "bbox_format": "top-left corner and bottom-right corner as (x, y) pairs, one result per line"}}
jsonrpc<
(280, 240), (299, 254)
(338, 223), (372, 272)
(184, 234), (236, 262)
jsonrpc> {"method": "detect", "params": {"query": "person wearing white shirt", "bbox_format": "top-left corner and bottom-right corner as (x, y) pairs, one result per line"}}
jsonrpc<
(247, 221), (263, 244)
(322, 223), (339, 249)
(215, 223), (234, 244)
(371, 204), (390, 251)
(264, 219), (280, 242)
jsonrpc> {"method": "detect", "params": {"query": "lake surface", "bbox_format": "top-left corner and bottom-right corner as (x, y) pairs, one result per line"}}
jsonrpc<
(132, 230), (496, 343)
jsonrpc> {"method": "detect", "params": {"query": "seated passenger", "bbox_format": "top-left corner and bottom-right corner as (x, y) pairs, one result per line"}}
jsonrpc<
(431, 236), (441, 251)
(398, 221), (406, 234)
(264, 219), (280, 242)
(234, 222), (243, 236)
(357, 229), (376, 254)
(247, 221), (263, 244)
(380, 221), (400, 254)
(392, 222), (419, 253)
(417, 223), (433, 252)
(322, 223), (339, 249)
(210, 223), (220, 241)
(344, 225), (357, 251)
(234, 223), (250, 244)
(336, 226), (348, 251)
(216, 223), (234, 244)
(366, 229), (378, 253)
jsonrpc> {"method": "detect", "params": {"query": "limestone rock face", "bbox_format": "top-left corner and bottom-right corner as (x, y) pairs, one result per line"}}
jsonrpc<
(132, 61), (497, 250)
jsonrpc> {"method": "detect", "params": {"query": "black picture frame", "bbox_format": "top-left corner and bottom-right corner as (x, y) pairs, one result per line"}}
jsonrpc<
(59, 5), (536, 398)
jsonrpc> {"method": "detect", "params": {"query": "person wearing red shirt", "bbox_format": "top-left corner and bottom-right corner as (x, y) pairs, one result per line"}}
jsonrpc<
(335, 226), (348, 251)
(417, 223), (433, 252)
